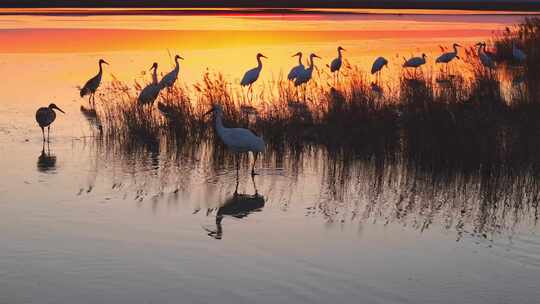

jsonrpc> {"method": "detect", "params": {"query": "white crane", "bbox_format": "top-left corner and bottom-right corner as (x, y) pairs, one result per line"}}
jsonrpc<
(241, 53), (268, 101)
(138, 62), (162, 106)
(513, 42), (526, 63)
(436, 43), (461, 75)
(204, 104), (265, 176)
(403, 53), (427, 77)
(330, 46), (345, 84)
(287, 52), (305, 81)
(80, 59), (108, 108)
(371, 56), (388, 84)
(35, 103), (65, 142)
(294, 53), (321, 87)
(159, 54), (183, 90)
(476, 42), (495, 70)
(294, 53), (321, 100)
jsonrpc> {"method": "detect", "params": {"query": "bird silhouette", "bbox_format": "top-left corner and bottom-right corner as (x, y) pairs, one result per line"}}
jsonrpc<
(35, 103), (65, 142)
(80, 59), (108, 109)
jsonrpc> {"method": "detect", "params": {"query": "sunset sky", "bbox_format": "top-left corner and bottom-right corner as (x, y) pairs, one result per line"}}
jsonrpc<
(1, 0), (540, 10)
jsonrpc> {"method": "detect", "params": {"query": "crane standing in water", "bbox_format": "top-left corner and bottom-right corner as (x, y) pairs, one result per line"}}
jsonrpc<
(80, 59), (108, 109)
(330, 46), (345, 85)
(204, 104), (265, 176)
(35, 103), (65, 142)
(241, 53), (268, 101)
(138, 62), (161, 106)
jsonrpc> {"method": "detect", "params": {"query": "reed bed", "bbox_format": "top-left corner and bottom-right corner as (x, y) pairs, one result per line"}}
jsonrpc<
(86, 18), (540, 173)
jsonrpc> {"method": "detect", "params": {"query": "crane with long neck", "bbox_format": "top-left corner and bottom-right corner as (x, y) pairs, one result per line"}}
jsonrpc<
(80, 59), (108, 109)
(240, 53), (268, 101)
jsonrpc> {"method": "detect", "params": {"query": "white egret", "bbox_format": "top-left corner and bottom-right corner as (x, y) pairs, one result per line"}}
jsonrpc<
(204, 104), (265, 176)
(477, 42), (495, 70)
(513, 42), (526, 63)
(80, 59), (108, 108)
(436, 43), (461, 75)
(138, 62), (162, 106)
(330, 46), (345, 83)
(241, 53), (268, 101)
(403, 53), (427, 77)
(371, 56), (388, 84)
(159, 54), (184, 90)
(35, 103), (65, 142)
(287, 52), (305, 81)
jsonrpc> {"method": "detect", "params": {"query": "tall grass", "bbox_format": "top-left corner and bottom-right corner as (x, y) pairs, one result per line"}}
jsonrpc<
(86, 18), (540, 173)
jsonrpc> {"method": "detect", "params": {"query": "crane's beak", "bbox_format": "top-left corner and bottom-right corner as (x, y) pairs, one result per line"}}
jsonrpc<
(178, 56), (184, 60)
(103, 60), (109, 65)
(314, 54), (321, 59)
(53, 105), (65, 114)
(261, 54), (268, 59)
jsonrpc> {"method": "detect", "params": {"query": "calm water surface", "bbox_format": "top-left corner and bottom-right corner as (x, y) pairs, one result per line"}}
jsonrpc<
(1, 9), (540, 304)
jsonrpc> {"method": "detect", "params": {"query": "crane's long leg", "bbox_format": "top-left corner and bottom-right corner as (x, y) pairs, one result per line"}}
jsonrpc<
(251, 173), (259, 196)
(47, 126), (50, 143)
(215, 214), (223, 239)
(41, 127), (45, 142)
(235, 155), (240, 196)
(251, 152), (258, 176)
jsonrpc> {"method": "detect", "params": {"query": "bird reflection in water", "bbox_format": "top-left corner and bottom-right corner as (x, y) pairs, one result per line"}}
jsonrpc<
(37, 142), (57, 173)
(205, 176), (265, 240)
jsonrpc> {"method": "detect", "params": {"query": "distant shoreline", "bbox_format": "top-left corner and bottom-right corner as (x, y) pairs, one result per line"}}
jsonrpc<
(0, 8), (539, 17)
(1, 1), (540, 12)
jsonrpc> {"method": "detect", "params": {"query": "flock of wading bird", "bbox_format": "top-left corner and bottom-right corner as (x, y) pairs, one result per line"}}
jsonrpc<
(35, 41), (527, 176)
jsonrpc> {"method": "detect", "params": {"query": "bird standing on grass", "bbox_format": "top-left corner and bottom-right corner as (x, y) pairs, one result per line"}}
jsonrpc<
(295, 53), (321, 87)
(204, 104), (265, 176)
(330, 46), (345, 84)
(159, 55), (183, 90)
(36, 103), (65, 142)
(403, 53), (427, 77)
(287, 52), (305, 81)
(513, 42), (526, 63)
(436, 43), (461, 76)
(476, 42), (496, 70)
(371, 56), (388, 84)
(241, 53), (268, 101)
(138, 62), (162, 106)
(80, 59), (108, 109)
(294, 53), (321, 100)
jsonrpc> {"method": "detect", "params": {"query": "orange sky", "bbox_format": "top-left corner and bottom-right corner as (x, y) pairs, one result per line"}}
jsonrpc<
(0, 28), (497, 53)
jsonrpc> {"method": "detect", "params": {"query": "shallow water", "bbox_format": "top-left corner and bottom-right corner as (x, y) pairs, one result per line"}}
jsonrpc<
(1, 8), (540, 304)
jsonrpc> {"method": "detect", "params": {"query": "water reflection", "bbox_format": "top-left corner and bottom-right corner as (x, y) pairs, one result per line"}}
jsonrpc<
(37, 142), (57, 173)
(203, 176), (265, 239)
(81, 119), (539, 239)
